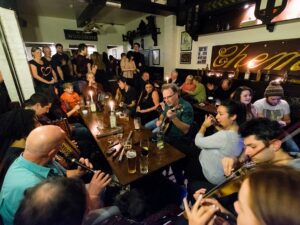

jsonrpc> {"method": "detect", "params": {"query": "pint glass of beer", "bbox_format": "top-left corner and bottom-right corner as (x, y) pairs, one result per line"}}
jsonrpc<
(126, 149), (137, 174)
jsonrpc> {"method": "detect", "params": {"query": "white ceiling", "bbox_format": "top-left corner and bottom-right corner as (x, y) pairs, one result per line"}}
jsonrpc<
(16, 0), (148, 25)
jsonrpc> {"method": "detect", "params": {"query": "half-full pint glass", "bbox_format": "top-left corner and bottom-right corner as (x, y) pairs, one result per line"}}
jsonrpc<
(126, 149), (137, 174)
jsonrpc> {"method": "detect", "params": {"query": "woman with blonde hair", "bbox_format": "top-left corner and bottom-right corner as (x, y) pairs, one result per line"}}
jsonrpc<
(29, 47), (57, 93)
(120, 51), (136, 87)
(185, 165), (300, 225)
(181, 75), (196, 93)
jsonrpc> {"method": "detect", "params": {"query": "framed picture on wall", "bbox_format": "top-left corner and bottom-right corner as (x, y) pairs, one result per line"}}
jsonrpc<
(180, 52), (192, 64)
(152, 49), (160, 65)
(197, 46), (208, 64)
(180, 31), (192, 51)
(143, 49), (150, 66)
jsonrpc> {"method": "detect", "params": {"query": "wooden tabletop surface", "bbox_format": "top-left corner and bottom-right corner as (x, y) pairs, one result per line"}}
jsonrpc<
(193, 102), (217, 114)
(80, 111), (185, 185)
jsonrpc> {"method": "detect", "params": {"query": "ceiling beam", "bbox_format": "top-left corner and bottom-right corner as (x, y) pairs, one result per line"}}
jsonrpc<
(76, 0), (106, 27)
(121, 0), (176, 16)
(77, 0), (176, 27)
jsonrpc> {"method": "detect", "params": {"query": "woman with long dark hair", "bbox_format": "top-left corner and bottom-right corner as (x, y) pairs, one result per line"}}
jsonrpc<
(187, 100), (246, 192)
(136, 82), (160, 125)
(231, 86), (257, 120)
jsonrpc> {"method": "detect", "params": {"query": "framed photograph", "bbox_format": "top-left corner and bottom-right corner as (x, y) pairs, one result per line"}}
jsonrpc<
(152, 49), (160, 65)
(180, 52), (192, 64)
(197, 46), (208, 64)
(180, 31), (192, 51)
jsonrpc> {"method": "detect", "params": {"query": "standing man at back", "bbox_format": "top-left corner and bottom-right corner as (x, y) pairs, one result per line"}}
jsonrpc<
(73, 43), (91, 80)
(52, 43), (74, 81)
(133, 42), (145, 75)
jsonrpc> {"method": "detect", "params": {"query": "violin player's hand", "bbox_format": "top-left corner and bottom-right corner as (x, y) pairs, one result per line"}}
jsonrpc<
(200, 198), (230, 215)
(193, 188), (206, 201)
(222, 157), (238, 177)
(184, 197), (219, 225)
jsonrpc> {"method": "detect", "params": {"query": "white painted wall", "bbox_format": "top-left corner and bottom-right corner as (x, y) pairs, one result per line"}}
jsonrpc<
(175, 19), (300, 70)
(0, 7), (34, 101)
(124, 14), (165, 67)
(20, 15), (126, 53)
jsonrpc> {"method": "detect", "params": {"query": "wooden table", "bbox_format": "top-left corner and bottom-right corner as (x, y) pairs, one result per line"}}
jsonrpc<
(81, 111), (185, 185)
(193, 102), (217, 114)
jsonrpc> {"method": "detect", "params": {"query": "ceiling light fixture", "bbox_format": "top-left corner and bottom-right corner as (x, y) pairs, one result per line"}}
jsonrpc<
(244, 4), (250, 9)
(106, 1), (121, 8)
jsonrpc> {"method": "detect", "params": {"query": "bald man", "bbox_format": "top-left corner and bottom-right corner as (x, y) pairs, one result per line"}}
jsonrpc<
(0, 125), (110, 225)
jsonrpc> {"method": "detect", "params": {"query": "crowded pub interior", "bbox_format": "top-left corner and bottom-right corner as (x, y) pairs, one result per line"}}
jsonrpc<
(0, 0), (300, 224)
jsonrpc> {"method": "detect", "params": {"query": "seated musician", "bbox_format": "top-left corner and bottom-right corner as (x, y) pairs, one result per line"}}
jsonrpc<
(184, 165), (300, 225)
(0, 125), (111, 225)
(14, 177), (120, 225)
(155, 83), (194, 141)
(0, 109), (38, 188)
(186, 100), (246, 194)
(222, 118), (300, 177)
(115, 77), (137, 116)
(136, 81), (160, 125)
(25, 93), (97, 159)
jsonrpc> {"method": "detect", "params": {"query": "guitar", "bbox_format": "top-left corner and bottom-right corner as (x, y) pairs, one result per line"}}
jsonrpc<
(157, 104), (183, 134)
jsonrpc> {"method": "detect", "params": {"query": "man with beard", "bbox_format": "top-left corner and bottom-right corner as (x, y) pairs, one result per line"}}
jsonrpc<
(156, 83), (193, 140)
(254, 80), (291, 127)
(222, 118), (300, 177)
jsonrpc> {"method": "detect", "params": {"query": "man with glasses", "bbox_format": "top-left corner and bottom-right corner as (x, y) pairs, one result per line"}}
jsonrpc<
(222, 118), (300, 176)
(156, 83), (194, 142)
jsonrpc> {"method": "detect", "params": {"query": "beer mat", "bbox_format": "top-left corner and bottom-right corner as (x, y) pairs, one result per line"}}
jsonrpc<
(96, 126), (123, 138)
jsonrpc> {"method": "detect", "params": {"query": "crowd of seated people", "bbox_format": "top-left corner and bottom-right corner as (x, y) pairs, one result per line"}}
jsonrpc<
(1, 40), (300, 225)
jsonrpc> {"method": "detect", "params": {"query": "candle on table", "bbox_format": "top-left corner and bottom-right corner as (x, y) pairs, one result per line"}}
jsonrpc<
(109, 100), (114, 112)
(89, 91), (93, 102)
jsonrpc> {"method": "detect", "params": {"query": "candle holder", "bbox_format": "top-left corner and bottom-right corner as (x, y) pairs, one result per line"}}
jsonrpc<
(110, 111), (117, 128)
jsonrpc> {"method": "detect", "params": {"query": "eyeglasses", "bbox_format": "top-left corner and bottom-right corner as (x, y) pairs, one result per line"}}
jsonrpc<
(163, 93), (176, 101)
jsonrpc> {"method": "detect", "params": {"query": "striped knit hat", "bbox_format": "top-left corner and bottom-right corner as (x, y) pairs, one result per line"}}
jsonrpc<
(264, 80), (284, 97)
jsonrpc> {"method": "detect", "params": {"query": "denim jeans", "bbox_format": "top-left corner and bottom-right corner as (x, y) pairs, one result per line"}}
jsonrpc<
(145, 118), (160, 133)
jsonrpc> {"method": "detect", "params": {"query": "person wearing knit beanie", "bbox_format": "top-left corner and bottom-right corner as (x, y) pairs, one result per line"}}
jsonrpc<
(254, 80), (291, 127)
(264, 80), (284, 98)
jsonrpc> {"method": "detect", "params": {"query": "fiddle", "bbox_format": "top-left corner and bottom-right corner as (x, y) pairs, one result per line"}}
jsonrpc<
(204, 160), (255, 199)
